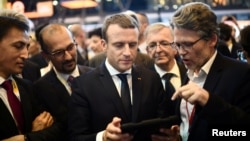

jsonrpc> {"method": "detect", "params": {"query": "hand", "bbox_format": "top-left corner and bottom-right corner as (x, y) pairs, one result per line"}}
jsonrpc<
(2, 135), (25, 141)
(103, 117), (133, 141)
(171, 81), (209, 106)
(151, 125), (181, 141)
(32, 111), (54, 131)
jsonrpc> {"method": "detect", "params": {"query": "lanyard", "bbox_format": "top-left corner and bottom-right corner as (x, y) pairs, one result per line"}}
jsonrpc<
(186, 101), (196, 132)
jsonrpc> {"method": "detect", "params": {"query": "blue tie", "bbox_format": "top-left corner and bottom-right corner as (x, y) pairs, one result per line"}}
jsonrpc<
(117, 73), (132, 120)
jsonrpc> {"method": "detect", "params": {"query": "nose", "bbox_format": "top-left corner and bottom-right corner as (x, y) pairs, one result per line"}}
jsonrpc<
(123, 44), (131, 55)
(90, 44), (96, 51)
(21, 47), (29, 59)
(64, 50), (73, 60)
(155, 44), (162, 52)
(177, 47), (187, 55)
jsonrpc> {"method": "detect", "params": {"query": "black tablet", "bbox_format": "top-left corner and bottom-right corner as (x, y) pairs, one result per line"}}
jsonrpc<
(121, 115), (181, 134)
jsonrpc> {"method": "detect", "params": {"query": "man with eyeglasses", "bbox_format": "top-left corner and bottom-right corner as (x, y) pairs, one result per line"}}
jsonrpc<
(33, 23), (93, 141)
(160, 2), (250, 141)
(144, 23), (187, 118)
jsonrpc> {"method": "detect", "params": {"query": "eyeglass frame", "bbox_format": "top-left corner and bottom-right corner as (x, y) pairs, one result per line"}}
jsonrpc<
(147, 40), (173, 51)
(47, 42), (77, 58)
(171, 36), (205, 51)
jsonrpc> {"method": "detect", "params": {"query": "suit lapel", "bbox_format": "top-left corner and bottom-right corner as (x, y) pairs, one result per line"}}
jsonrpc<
(203, 53), (223, 93)
(190, 53), (224, 132)
(0, 99), (19, 136)
(48, 70), (70, 101)
(14, 77), (33, 132)
(98, 63), (129, 121)
(131, 66), (142, 122)
(177, 61), (188, 85)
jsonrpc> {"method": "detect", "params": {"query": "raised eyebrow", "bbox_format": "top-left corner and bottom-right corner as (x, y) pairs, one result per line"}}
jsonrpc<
(148, 40), (170, 44)
(129, 41), (138, 44)
(51, 43), (73, 53)
(11, 41), (29, 46)
(67, 42), (75, 47)
(159, 40), (172, 43)
(112, 42), (125, 46)
(60, 42), (75, 50)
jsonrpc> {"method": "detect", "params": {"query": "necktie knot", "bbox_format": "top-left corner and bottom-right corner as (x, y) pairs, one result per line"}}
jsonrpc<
(162, 73), (174, 81)
(67, 75), (75, 86)
(117, 73), (128, 82)
(162, 73), (176, 96)
(2, 80), (13, 91)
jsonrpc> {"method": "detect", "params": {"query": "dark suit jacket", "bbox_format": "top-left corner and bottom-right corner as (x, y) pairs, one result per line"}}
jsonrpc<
(29, 53), (48, 69)
(68, 63), (170, 141)
(217, 40), (243, 59)
(33, 65), (93, 141)
(77, 50), (89, 66)
(0, 76), (61, 140)
(217, 40), (232, 58)
(175, 53), (250, 141)
(22, 60), (41, 82)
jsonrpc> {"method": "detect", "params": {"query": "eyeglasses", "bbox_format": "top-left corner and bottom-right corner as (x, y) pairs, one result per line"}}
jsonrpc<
(48, 43), (77, 58)
(147, 41), (173, 51)
(171, 37), (205, 51)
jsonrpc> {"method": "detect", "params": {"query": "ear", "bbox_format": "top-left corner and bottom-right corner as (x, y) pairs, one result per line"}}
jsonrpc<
(209, 33), (218, 48)
(41, 51), (50, 62)
(101, 39), (107, 51)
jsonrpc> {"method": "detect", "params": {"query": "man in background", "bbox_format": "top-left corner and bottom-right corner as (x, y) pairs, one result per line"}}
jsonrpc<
(68, 24), (89, 66)
(136, 12), (150, 54)
(145, 23), (187, 117)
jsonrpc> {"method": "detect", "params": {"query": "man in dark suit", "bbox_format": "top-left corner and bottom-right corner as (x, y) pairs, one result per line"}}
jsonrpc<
(217, 22), (243, 59)
(144, 23), (187, 119)
(22, 60), (41, 83)
(68, 13), (170, 141)
(0, 9), (60, 141)
(167, 2), (250, 141)
(34, 23), (93, 141)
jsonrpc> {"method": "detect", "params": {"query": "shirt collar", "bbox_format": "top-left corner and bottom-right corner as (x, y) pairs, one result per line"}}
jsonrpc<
(53, 66), (80, 81)
(155, 59), (180, 78)
(187, 51), (217, 79)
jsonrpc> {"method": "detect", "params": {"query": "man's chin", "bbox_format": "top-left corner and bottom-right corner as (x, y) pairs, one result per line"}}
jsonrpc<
(63, 67), (76, 74)
(156, 60), (167, 65)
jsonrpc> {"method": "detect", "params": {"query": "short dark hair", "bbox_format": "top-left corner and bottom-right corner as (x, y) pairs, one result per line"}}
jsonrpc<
(170, 2), (218, 39)
(0, 9), (30, 42)
(102, 13), (139, 42)
(35, 22), (49, 43)
(88, 27), (102, 39)
(218, 22), (232, 41)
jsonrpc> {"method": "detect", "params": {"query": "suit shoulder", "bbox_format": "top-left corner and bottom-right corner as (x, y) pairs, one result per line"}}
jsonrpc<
(134, 65), (160, 78)
(78, 65), (94, 73)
